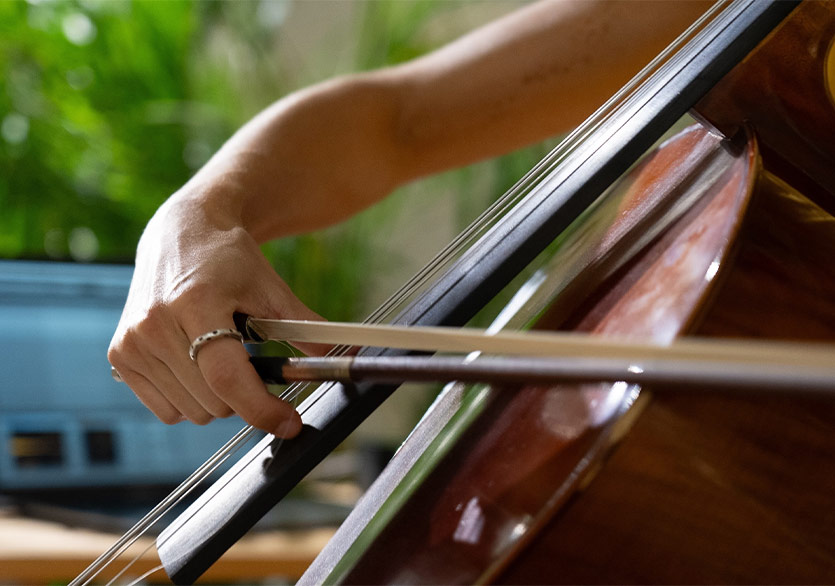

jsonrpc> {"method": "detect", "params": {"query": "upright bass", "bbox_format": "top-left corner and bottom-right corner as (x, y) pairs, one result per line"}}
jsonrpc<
(75, 1), (835, 583)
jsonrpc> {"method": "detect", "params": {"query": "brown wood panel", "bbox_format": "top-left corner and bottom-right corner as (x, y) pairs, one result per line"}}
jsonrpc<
(695, 0), (835, 212)
(499, 173), (835, 585)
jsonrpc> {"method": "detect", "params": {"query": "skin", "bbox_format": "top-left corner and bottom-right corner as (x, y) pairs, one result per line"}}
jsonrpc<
(107, 0), (714, 438)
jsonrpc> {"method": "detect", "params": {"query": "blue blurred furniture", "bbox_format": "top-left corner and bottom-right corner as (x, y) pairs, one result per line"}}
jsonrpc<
(0, 260), (250, 492)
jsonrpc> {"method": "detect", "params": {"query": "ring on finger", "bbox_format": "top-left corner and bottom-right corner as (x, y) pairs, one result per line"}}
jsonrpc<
(189, 328), (245, 362)
(111, 366), (124, 383)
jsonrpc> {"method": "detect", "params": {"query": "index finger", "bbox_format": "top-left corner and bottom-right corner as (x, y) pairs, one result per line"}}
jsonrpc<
(196, 338), (303, 438)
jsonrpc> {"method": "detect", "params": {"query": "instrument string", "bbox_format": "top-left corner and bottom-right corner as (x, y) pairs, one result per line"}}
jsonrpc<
(105, 538), (160, 586)
(323, 0), (729, 341)
(144, 397), (300, 580)
(124, 564), (165, 586)
(73, 2), (739, 583)
(278, 0), (730, 410)
(69, 425), (259, 585)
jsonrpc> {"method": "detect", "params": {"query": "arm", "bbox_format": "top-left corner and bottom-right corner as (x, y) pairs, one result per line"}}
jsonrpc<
(108, 0), (712, 438)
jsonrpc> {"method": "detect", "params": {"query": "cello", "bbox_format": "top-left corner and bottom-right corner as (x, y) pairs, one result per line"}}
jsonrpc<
(75, 1), (835, 583)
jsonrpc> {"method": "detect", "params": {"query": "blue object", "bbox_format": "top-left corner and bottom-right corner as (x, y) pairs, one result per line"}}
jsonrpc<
(0, 260), (253, 491)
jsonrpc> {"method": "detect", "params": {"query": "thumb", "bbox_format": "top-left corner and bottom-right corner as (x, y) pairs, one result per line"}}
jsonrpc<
(252, 276), (334, 357)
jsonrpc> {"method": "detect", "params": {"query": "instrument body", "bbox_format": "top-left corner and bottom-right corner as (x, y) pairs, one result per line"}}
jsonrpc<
(303, 2), (835, 582)
(146, 1), (835, 584)
(499, 174), (835, 584)
(314, 143), (835, 583)
(305, 124), (755, 584)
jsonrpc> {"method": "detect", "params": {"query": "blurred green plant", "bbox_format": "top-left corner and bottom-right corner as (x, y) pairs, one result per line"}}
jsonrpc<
(0, 0), (550, 323)
(1, 0), (194, 260)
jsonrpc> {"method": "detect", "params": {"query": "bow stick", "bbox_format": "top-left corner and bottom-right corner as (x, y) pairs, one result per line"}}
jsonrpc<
(240, 316), (835, 394)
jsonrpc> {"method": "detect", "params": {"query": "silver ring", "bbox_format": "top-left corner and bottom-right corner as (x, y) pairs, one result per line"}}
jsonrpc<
(111, 366), (123, 383)
(189, 328), (244, 362)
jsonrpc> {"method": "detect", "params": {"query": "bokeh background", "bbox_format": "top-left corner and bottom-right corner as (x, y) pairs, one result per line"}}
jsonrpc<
(1, 0), (557, 321)
(0, 1), (571, 582)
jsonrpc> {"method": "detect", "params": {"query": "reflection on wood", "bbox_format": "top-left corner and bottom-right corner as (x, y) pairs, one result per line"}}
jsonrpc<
(500, 177), (835, 584)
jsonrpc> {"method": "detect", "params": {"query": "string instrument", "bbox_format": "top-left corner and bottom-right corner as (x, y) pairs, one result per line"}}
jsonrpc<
(73, 1), (835, 583)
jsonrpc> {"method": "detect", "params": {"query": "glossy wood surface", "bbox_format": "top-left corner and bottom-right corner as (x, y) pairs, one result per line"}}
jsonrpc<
(500, 3), (835, 579)
(304, 3), (835, 584)
(498, 173), (835, 584)
(695, 0), (835, 211)
(338, 126), (765, 584)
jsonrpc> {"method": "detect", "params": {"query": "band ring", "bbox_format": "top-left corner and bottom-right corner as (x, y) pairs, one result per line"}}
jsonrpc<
(189, 328), (245, 362)
(111, 366), (123, 383)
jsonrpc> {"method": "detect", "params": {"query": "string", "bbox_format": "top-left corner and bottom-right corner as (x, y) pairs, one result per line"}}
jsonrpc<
(71, 1), (740, 582)
(279, 0), (732, 409)
(320, 0), (729, 351)
(347, 0), (730, 332)
(124, 564), (165, 586)
(105, 537), (159, 586)
(149, 382), (302, 559)
(69, 426), (258, 585)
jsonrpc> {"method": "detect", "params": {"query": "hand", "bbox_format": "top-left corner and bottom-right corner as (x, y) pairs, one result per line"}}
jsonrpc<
(108, 195), (323, 438)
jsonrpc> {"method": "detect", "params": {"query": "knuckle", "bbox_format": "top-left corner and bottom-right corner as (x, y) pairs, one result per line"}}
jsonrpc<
(157, 407), (184, 425)
(186, 411), (214, 426)
(137, 304), (171, 338)
(112, 306), (171, 353)
(106, 344), (124, 368)
(208, 404), (235, 419)
(108, 330), (137, 366)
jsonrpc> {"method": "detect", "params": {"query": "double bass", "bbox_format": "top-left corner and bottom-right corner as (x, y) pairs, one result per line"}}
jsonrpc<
(76, 1), (835, 583)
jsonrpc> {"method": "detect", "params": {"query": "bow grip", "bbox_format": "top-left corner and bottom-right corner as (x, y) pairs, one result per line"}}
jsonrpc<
(233, 312), (265, 343)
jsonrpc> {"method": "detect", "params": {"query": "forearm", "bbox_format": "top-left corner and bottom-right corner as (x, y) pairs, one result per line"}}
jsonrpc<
(390, 0), (714, 179)
(168, 74), (403, 243)
(164, 0), (711, 246)
(164, 0), (711, 245)
(113, 0), (715, 437)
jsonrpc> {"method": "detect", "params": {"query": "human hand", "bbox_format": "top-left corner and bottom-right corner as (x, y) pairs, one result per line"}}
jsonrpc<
(108, 196), (324, 439)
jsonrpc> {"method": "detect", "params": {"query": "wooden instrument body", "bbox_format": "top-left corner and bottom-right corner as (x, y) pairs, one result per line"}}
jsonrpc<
(301, 2), (835, 583)
(137, 3), (835, 584)
(695, 0), (835, 213)
(498, 174), (835, 585)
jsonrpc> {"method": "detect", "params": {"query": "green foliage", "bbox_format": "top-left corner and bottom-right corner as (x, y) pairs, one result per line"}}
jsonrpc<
(355, 0), (447, 67)
(1, 0), (552, 323)
(1, 0), (197, 260)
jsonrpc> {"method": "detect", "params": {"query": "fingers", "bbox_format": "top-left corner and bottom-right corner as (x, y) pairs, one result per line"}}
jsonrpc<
(109, 327), (225, 426)
(108, 222), (317, 438)
(171, 352), (235, 419)
(109, 310), (304, 439)
(117, 368), (183, 425)
(195, 338), (303, 438)
(260, 277), (333, 357)
(180, 308), (304, 438)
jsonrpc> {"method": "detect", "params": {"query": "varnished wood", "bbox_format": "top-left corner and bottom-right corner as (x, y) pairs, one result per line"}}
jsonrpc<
(498, 172), (835, 585)
(310, 4), (835, 584)
(138, 3), (835, 583)
(695, 0), (835, 212)
(338, 125), (768, 585)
